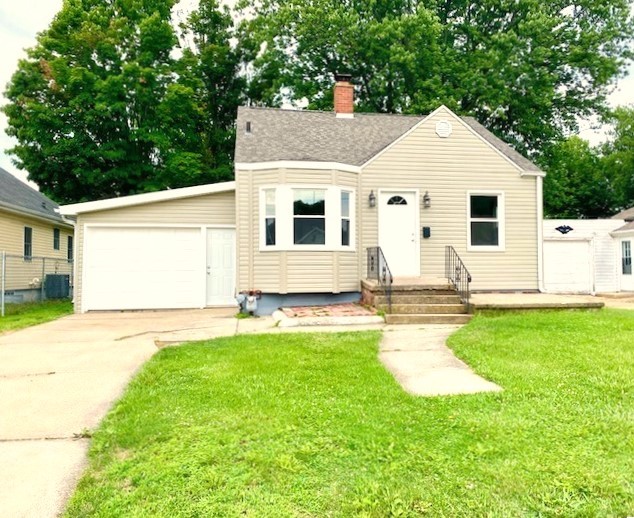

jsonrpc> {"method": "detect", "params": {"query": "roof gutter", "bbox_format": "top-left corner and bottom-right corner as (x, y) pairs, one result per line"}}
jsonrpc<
(0, 200), (73, 228)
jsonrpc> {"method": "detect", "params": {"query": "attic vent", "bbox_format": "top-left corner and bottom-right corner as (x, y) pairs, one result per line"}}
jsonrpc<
(246, 121), (252, 134)
(41, 202), (46, 209)
(435, 120), (452, 138)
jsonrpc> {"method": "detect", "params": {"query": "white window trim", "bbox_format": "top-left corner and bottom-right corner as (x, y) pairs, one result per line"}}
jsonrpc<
(467, 191), (506, 252)
(259, 185), (356, 252)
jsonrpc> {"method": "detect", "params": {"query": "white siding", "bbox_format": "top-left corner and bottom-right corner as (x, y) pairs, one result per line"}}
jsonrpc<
(236, 168), (360, 293)
(361, 107), (540, 291)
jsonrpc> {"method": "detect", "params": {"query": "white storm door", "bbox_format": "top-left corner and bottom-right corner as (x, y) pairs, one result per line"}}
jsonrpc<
(378, 191), (420, 276)
(206, 228), (236, 306)
(621, 240), (633, 291)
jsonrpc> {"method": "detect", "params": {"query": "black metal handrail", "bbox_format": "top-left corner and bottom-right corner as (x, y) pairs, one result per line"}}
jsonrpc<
(367, 247), (394, 312)
(445, 246), (472, 308)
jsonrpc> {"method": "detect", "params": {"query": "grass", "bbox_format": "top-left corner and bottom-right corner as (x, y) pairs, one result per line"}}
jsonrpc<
(0, 299), (73, 333)
(66, 309), (634, 517)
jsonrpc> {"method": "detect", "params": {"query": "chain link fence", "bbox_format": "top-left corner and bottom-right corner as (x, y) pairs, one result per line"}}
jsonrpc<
(1, 252), (74, 316)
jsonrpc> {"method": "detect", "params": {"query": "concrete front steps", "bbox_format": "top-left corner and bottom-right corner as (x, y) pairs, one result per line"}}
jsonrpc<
(362, 278), (472, 325)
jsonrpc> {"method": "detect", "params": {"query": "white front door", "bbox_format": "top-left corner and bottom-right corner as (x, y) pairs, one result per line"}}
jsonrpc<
(620, 239), (633, 291)
(378, 190), (420, 276)
(206, 228), (236, 305)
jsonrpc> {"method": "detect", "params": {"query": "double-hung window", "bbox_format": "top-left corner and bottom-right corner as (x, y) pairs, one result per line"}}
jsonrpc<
(341, 191), (351, 246)
(468, 192), (505, 251)
(264, 189), (276, 246)
(24, 227), (33, 260)
(53, 228), (60, 250)
(623, 241), (632, 275)
(67, 235), (74, 263)
(293, 189), (326, 245)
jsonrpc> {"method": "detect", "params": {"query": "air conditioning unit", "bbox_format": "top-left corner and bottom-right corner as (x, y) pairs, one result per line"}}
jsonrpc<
(44, 274), (70, 299)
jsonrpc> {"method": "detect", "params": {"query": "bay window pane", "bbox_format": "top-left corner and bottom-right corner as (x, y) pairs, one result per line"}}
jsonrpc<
(471, 195), (497, 218)
(341, 192), (350, 218)
(265, 218), (276, 246)
(342, 219), (350, 246)
(294, 189), (325, 216)
(471, 222), (499, 246)
(294, 218), (325, 245)
(265, 189), (276, 216)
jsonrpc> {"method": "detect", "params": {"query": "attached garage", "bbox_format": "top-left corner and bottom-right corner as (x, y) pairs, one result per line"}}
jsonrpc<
(61, 183), (237, 313)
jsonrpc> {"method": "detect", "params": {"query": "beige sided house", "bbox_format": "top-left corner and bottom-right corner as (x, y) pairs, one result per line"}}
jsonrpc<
(1, 167), (74, 302)
(61, 76), (545, 315)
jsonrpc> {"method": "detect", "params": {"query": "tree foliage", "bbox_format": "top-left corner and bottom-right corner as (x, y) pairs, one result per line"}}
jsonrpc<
(602, 106), (634, 210)
(541, 136), (616, 218)
(239, 0), (633, 155)
(3, 0), (241, 203)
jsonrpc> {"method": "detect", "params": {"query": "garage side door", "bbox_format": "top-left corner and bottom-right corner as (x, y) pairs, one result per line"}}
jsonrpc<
(83, 227), (202, 311)
(543, 239), (592, 293)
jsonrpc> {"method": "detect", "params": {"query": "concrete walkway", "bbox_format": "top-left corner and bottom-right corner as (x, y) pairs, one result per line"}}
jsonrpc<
(379, 325), (502, 396)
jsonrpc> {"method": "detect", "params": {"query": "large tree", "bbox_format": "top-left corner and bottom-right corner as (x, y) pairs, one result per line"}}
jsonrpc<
(3, 0), (241, 203)
(239, 0), (633, 155)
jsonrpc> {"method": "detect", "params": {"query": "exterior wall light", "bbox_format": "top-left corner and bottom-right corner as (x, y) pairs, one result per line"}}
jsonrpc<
(423, 191), (431, 208)
(369, 190), (376, 208)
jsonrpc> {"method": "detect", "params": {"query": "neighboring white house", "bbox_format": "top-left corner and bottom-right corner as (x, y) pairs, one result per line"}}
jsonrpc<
(543, 215), (633, 294)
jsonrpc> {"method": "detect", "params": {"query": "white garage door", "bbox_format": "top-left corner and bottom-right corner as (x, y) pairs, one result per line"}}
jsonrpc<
(543, 239), (592, 293)
(83, 227), (203, 311)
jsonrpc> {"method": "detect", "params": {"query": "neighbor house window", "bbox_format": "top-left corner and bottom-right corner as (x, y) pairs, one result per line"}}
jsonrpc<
(293, 189), (326, 245)
(260, 186), (355, 251)
(341, 191), (351, 246)
(24, 227), (33, 259)
(53, 228), (60, 250)
(468, 193), (505, 250)
(67, 235), (74, 262)
(264, 189), (276, 246)
(623, 241), (632, 275)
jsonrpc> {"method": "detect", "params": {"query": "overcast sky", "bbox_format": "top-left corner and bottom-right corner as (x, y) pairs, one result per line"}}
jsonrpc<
(1, 0), (632, 187)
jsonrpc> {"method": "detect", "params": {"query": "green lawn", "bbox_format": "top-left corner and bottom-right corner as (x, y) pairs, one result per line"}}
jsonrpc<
(66, 310), (634, 517)
(0, 300), (73, 333)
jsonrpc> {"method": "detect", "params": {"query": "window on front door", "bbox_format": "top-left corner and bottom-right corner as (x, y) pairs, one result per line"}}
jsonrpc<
(623, 241), (632, 275)
(468, 193), (505, 251)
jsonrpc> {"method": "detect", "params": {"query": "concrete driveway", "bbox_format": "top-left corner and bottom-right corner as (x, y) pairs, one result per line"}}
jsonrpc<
(0, 308), (241, 518)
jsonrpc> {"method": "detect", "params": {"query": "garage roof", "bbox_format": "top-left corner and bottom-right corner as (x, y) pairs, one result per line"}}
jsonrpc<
(60, 181), (235, 215)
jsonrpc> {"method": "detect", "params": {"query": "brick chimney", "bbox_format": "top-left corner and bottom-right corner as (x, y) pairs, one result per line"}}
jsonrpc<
(334, 73), (354, 118)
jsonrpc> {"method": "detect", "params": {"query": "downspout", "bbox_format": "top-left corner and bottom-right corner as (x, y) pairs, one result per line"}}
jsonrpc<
(537, 175), (544, 292)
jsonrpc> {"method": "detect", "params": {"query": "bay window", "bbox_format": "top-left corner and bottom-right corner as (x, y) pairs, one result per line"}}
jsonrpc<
(260, 186), (355, 251)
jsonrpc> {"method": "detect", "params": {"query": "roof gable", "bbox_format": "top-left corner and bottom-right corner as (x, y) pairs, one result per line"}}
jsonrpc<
(0, 167), (68, 225)
(612, 207), (634, 221)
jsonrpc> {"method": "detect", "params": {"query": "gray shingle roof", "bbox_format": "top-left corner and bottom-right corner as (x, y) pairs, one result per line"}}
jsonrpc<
(613, 221), (634, 233)
(235, 106), (543, 172)
(0, 166), (68, 224)
(612, 207), (634, 221)
(459, 117), (542, 172)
